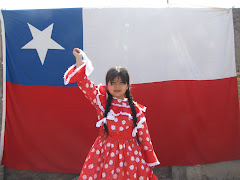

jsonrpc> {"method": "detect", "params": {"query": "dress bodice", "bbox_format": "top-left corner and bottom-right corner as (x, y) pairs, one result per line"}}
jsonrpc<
(64, 62), (159, 167)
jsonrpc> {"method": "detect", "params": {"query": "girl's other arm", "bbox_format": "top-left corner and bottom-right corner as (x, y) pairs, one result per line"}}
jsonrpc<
(136, 114), (160, 167)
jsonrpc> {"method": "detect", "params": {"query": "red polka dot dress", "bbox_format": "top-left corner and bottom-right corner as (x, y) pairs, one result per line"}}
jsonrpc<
(64, 54), (160, 180)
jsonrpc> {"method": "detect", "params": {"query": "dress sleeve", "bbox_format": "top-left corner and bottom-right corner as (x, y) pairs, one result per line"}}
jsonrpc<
(133, 105), (160, 167)
(64, 63), (106, 110)
(63, 51), (106, 114)
(64, 50), (94, 84)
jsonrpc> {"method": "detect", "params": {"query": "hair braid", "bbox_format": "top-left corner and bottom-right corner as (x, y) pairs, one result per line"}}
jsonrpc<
(103, 91), (113, 137)
(104, 66), (141, 143)
(125, 88), (141, 144)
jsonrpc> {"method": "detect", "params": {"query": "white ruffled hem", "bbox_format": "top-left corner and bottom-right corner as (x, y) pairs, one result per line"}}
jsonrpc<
(147, 161), (160, 167)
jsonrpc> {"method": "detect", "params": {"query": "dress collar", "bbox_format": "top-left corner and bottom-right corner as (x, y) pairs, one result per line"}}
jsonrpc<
(112, 97), (128, 103)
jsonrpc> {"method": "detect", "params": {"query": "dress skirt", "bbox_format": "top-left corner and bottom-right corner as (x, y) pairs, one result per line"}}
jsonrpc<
(78, 134), (158, 180)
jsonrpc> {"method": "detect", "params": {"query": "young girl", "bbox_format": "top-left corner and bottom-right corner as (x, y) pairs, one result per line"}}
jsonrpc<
(64, 48), (160, 180)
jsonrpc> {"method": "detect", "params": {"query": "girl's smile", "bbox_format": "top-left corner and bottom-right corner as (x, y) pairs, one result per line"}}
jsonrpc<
(107, 76), (129, 100)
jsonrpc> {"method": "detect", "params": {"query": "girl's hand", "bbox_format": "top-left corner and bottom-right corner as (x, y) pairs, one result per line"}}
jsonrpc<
(73, 48), (83, 68)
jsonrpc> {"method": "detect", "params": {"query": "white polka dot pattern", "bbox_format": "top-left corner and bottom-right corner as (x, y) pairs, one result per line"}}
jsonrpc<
(65, 65), (159, 179)
(78, 136), (158, 179)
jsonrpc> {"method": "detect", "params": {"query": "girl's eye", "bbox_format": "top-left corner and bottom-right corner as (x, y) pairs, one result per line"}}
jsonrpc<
(121, 82), (125, 84)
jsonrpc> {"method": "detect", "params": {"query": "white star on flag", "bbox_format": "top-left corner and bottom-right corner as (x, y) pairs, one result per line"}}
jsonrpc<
(22, 23), (65, 65)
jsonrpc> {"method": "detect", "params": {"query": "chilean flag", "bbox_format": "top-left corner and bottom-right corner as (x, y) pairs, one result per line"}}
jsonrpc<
(1, 8), (240, 173)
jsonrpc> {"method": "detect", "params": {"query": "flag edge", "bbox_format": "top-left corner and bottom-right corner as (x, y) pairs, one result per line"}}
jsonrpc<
(0, 10), (7, 165)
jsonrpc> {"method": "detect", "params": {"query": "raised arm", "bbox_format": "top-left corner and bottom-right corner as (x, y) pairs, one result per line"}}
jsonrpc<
(64, 49), (106, 112)
(73, 48), (84, 68)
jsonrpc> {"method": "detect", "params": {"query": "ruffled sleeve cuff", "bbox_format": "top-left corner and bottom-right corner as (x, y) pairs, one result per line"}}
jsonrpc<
(64, 63), (87, 85)
(63, 50), (94, 85)
(145, 150), (160, 167)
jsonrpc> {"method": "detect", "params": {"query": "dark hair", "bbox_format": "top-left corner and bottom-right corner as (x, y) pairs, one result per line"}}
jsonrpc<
(104, 66), (140, 144)
(105, 66), (129, 85)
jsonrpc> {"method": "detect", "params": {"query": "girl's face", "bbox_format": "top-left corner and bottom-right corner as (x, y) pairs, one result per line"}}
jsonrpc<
(107, 76), (129, 100)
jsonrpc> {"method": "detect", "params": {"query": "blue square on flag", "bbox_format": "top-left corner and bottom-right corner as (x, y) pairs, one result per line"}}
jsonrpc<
(2, 8), (83, 86)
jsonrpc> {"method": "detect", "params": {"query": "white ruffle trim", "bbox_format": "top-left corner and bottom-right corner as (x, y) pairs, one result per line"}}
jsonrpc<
(111, 103), (130, 108)
(96, 110), (115, 127)
(140, 106), (147, 112)
(132, 117), (146, 137)
(64, 63), (85, 85)
(95, 109), (144, 128)
(63, 50), (94, 85)
(109, 110), (143, 120)
(147, 161), (160, 167)
(134, 101), (147, 113)
(112, 97), (128, 102)
(80, 50), (94, 76)
(96, 84), (105, 113)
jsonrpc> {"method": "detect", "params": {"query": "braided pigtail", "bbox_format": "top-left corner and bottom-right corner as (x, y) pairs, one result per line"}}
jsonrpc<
(125, 88), (141, 144)
(105, 66), (138, 141)
(103, 91), (113, 137)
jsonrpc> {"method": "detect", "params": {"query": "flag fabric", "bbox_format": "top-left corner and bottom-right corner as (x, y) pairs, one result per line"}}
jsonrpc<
(0, 8), (240, 173)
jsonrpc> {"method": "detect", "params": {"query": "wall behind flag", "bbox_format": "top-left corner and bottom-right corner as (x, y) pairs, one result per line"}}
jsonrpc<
(0, 7), (240, 180)
(233, 8), (240, 72)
